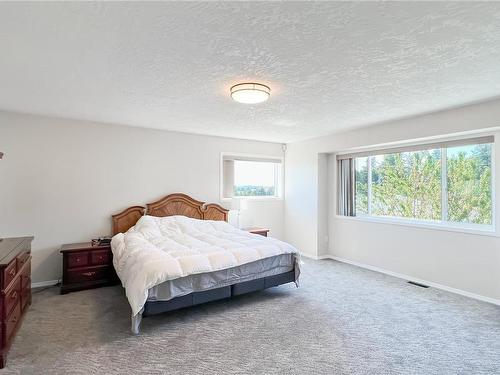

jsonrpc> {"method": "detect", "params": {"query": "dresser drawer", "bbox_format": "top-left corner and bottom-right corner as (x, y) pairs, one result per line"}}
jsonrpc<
(5, 302), (21, 345)
(21, 283), (31, 312)
(91, 250), (110, 266)
(66, 266), (110, 284)
(4, 277), (21, 318)
(3, 259), (17, 289)
(67, 251), (89, 268)
(16, 252), (30, 270)
(20, 259), (31, 289)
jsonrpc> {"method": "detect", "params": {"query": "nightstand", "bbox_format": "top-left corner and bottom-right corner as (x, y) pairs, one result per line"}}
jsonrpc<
(60, 242), (119, 294)
(243, 227), (270, 237)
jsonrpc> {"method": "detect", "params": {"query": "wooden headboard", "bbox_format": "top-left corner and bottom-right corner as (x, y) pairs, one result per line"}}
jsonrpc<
(111, 193), (229, 235)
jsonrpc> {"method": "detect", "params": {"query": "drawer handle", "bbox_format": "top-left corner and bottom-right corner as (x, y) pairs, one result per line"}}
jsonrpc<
(9, 268), (15, 276)
(11, 291), (17, 300)
(76, 258), (81, 262)
(82, 271), (96, 277)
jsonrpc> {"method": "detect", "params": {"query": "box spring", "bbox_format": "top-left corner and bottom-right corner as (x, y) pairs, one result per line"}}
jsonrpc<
(143, 270), (296, 317)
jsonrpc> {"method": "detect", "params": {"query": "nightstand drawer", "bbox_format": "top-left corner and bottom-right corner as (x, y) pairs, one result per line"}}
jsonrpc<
(91, 250), (110, 266)
(66, 266), (110, 284)
(67, 252), (89, 268)
(61, 242), (116, 294)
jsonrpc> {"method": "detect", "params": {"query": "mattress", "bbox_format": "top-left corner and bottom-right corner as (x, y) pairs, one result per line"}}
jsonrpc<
(112, 215), (299, 316)
(147, 253), (296, 302)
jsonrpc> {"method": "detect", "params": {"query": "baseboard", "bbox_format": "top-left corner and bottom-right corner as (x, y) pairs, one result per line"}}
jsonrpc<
(32, 280), (59, 288)
(300, 252), (331, 261)
(326, 255), (500, 306)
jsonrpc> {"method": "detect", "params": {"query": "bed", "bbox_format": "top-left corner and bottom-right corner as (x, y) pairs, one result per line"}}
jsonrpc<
(110, 193), (300, 334)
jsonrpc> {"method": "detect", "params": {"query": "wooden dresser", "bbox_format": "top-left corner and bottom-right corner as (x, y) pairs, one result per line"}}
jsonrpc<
(60, 242), (119, 294)
(0, 237), (33, 368)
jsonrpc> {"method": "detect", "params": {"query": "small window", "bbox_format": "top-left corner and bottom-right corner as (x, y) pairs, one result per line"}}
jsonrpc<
(221, 154), (282, 199)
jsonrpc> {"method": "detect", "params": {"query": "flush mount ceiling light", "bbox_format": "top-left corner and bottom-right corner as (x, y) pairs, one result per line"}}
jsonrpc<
(230, 83), (271, 104)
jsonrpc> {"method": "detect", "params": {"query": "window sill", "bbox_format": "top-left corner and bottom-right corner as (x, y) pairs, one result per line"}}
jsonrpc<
(334, 215), (498, 237)
(220, 196), (283, 203)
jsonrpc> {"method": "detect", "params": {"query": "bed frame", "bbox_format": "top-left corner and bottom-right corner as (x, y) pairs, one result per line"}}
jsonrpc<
(111, 193), (297, 333)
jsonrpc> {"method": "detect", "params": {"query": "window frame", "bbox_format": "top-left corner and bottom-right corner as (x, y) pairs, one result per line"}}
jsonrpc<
(220, 152), (284, 202)
(336, 134), (497, 236)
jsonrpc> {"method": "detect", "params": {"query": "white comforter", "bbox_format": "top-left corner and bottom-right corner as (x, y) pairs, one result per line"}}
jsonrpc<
(111, 215), (299, 316)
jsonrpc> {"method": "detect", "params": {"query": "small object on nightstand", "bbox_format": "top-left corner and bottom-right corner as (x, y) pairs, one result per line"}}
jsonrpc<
(60, 242), (119, 295)
(243, 227), (270, 237)
(91, 236), (111, 247)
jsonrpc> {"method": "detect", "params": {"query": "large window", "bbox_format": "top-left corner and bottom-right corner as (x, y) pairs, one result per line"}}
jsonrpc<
(369, 149), (442, 221)
(221, 154), (282, 199)
(446, 143), (492, 225)
(339, 136), (494, 229)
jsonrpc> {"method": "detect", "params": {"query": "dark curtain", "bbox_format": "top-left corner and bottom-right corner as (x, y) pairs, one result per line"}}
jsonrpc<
(338, 158), (355, 216)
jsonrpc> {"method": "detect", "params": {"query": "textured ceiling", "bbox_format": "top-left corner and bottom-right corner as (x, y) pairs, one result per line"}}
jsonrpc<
(1, 2), (500, 143)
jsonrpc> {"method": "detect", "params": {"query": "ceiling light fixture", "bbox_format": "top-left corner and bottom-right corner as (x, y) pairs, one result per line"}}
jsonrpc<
(230, 83), (270, 104)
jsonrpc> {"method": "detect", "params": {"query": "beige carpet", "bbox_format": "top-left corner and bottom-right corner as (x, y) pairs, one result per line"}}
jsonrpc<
(3, 259), (500, 374)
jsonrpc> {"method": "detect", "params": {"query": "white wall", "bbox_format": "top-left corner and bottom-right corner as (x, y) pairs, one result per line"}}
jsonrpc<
(0, 111), (284, 283)
(285, 98), (500, 301)
(284, 144), (318, 258)
(317, 153), (329, 256)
